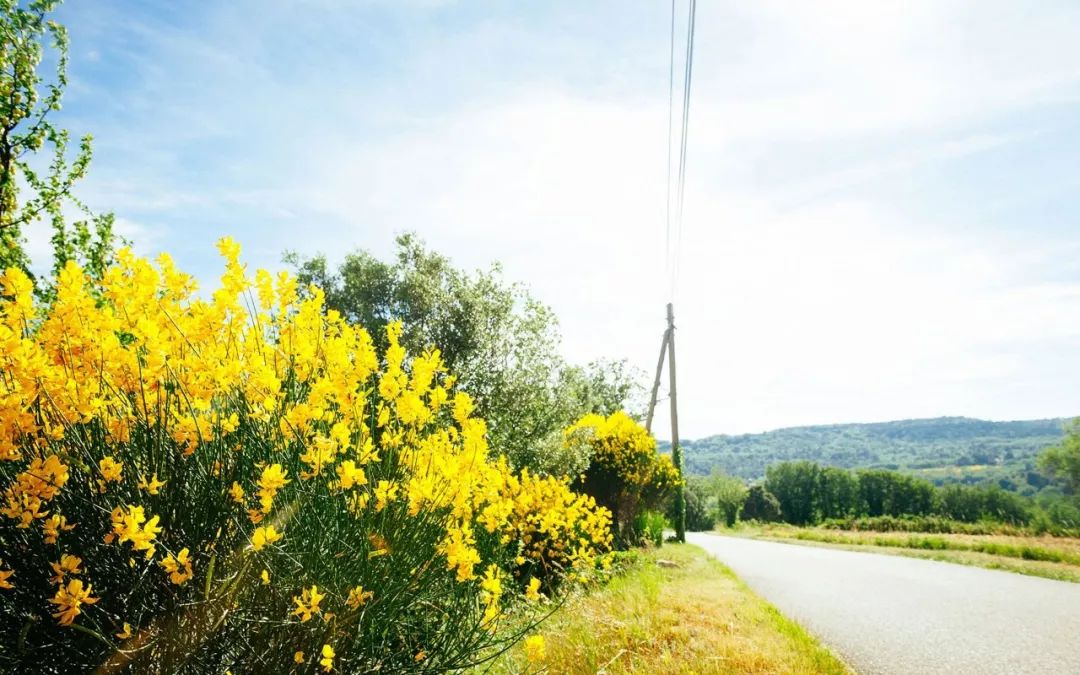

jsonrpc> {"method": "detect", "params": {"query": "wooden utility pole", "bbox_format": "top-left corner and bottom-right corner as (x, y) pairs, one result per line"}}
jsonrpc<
(666, 302), (685, 542)
(644, 304), (686, 543)
(645, 330), (669, 433)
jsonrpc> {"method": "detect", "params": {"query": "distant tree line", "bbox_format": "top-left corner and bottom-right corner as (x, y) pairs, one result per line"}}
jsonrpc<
(761, 461), (1033, 527)
(676, 458), (1080, 534)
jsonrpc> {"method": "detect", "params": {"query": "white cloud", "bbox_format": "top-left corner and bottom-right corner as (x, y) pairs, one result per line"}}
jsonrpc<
(62, 0), (1080, 437)
(271, 87), (1080, 436)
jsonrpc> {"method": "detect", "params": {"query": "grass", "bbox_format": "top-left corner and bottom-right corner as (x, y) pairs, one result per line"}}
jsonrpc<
(485, 544), (849, 675)
(731, 524), (1080, 583)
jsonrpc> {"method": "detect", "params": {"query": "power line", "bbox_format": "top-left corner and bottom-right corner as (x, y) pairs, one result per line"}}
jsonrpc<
(672, 0), (697, 297)
(664, 0), (676, 289)
(652, 1), (698, 541)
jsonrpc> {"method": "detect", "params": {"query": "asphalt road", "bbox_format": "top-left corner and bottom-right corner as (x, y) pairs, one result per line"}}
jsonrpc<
(688, 532), (1080, 675)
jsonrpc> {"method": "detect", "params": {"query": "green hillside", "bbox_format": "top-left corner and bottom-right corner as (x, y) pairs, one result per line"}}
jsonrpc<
(666, 417), (1071, 495)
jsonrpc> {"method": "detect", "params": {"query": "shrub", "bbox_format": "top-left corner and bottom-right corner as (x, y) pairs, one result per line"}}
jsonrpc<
(0, 241), (612, 672)
(680, 477), (716, 531)
(631, 510), (668, 547)
(567, 411), (681, 544)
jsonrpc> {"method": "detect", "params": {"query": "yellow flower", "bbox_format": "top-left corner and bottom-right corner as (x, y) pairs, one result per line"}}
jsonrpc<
(261, 569), (270, 585)
(49, 554), (83, 586)
(335, 460), (366, 490)
(373, 480), (398, 511)
(259, 490), (274, 515)
(452, 391), (474, 425)
(524, 635), (545, 663)
(42, 514), (75, 544)
(0, 561), (13, 590)
(258, 464), (290, 493)
(116, 622), (133, 639)
(138, 473), (166, 495)
(525, 576), (542, 602)
(229, 482), (245, 504)
(252, 525), (282, 551)
(292, 585), (325, 622)
(479, 564), (503, 627)
(160, 548), (194, 585)
(110, 505), (162, 559)
(345, 585), (373, 610)
(480, 564), (502, 596)
(49, 579), (99, 625)
(99, 456), (123, 483)
(294, 651), (305, 664)
(299, 436), (337, 477)
(320, 644), (334, 672)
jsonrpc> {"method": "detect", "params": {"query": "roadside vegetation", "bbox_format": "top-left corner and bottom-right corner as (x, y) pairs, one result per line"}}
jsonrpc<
(680, 425), (1080, 583)
(487, 544), (849, 675)
(732, 523), (1080, 583)
(0, 3), (695, 670)
(679, 455), (1080, 538)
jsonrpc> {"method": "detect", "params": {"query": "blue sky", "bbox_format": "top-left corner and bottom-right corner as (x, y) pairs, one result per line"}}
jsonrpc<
(34, 0), (1080, 437)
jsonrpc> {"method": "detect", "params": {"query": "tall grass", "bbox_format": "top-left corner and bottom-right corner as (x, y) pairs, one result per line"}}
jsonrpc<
(486, 544), (850, 675)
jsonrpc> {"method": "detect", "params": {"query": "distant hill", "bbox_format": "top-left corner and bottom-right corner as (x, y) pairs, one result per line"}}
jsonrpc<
(662, 417), (1072, 494)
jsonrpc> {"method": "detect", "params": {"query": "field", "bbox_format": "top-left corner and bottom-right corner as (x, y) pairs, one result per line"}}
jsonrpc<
(487, 544), (849, 675)
(732, 524), (1080, 583)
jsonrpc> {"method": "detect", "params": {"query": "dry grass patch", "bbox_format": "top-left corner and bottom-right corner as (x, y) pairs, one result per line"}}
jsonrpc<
(487, 544), (849, 674)
(736, 524), (1080, 583)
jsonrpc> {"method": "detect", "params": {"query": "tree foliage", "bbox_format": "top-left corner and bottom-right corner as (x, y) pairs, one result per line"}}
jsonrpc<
(287, 234), (642, 476)
(0, 0), (116, 296)
(764, 461), (821, 526)
(1039, 418), (1080, 495)
(761, 461), (1038, 527)
(679, 476), (715, 532)
(742, 485), (781, 523)
(709, 470), (747, 527)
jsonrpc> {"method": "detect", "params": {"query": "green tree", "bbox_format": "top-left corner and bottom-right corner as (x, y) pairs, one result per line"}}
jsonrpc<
(679, 475), (716, 531)
(0, 0), (116, 294)
(287, 235), (641, 475)
(1039, 419), (1080, 495)
(765, 461), (821, 525)
(818, 466), (859, 519)
(709, 469), (747, 527)
(742, 484), (781, 522)
(856, 469), (935, 518)
(562, 358), (645, 419)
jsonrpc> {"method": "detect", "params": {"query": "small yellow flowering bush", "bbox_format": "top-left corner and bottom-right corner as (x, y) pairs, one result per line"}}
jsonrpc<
(0, 240), (611, 672)
(498, 468), (612, 585)
(567, 411), (681, 543)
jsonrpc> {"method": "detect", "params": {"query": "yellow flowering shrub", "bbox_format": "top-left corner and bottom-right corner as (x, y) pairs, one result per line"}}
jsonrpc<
(0, 240), (610, 672)
(496, 467), (613, 585)
(567, 411), (682, 542)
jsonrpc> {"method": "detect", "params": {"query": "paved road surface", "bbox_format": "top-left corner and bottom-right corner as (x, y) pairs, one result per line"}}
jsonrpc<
(688, 533), (1080, 674)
